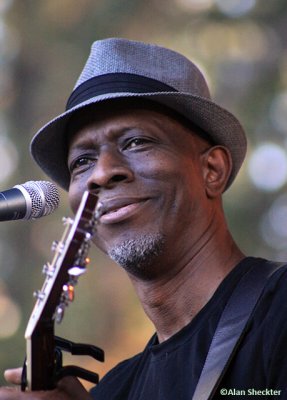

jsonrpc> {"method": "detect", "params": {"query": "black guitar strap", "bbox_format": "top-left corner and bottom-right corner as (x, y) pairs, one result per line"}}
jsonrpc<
(192, 259), (285, 400)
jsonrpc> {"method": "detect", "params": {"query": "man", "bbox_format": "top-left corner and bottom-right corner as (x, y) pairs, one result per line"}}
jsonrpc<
(1, 38), (287, 399)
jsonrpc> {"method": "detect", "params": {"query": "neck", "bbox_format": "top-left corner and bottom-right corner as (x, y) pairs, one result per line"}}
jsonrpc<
(129, 227), (244, 343)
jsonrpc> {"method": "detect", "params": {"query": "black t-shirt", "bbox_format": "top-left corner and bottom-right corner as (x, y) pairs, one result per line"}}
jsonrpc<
(90, 257), (287, 399)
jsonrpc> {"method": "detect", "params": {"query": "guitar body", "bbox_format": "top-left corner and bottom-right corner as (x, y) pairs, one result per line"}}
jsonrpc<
(24, 191), (102, 390)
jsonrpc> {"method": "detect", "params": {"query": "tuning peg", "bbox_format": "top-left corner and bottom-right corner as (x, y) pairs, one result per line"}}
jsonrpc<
(54, 304), (65, 324)
(62, 283), (75, 302)
(85, 232), (92, 241)
(42, 262), (55, 278)
(95, 202), (105, 220)
(33, 290), (45, 301)
(68, 266), (86, 277)
(62, 217), (74, 225)
(51, 240), (64, 253)
(54, 283), (75, 323)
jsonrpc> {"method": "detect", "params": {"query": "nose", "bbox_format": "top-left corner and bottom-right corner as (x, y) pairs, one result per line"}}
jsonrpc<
(87, 147), (134, 192)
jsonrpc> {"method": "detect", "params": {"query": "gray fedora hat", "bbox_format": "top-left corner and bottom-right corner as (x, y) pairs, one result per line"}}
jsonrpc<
(30, 38), (247, 191)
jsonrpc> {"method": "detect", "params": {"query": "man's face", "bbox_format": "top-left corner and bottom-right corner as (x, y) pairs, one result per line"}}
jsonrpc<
(67, 105), (212, 279)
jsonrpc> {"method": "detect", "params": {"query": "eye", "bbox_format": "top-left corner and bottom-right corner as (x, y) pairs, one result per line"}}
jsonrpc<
(69, 156), (96, 173)
(123, 137), (153, 150)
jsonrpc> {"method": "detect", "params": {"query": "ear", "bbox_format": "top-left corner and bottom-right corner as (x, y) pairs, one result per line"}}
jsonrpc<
(200, 146), (232, 198)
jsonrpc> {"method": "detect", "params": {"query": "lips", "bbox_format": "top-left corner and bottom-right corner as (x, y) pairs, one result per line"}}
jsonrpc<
(99, 197), (149, 224)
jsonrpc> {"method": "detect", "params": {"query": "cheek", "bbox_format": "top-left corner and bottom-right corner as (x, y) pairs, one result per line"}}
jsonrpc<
(139, 153), (197, 194)
(68, 181), (86, 214)
(135, 152), (178, 180)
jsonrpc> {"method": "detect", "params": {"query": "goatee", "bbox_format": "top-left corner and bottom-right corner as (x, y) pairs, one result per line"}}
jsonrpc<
(108, 233), (165, 279)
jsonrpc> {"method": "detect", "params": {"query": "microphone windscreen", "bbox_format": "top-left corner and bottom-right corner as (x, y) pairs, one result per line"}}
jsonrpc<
(15, 181), (60, 219)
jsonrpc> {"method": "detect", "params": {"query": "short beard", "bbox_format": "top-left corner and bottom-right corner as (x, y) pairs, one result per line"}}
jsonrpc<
(108, 233), (165, 279)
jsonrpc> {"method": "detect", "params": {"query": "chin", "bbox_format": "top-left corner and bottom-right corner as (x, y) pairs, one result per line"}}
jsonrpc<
(105, 232), (166, 277)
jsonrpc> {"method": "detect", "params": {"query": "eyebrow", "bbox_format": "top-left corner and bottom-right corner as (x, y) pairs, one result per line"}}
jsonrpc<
(68, 125), (148, 155)
(74, 124), (149, 142)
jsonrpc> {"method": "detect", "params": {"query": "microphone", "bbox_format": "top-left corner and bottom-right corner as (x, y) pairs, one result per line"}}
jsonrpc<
(0, 181), (60, 221)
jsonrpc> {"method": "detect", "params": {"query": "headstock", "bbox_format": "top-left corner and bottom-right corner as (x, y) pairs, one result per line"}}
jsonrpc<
(24, 191), (104, 390)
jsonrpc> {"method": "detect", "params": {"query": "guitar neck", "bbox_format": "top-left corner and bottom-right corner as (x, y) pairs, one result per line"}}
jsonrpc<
(24, 191), (100, 390)
(26, 322), (55, 390)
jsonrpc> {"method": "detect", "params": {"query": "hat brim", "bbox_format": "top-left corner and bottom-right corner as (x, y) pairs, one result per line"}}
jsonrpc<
(30, 91), (247, 191)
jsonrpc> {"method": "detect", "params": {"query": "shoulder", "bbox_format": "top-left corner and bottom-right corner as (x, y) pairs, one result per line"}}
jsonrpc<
(240, 258), (287, 300)
(248, 259), (287, 317)
(249, 261), (287, 384)
(245, 260), (287, 353)
(260, 260), (287, 298)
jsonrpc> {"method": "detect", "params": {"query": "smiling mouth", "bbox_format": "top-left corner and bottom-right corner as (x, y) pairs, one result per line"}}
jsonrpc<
(99, 198), (149, 224)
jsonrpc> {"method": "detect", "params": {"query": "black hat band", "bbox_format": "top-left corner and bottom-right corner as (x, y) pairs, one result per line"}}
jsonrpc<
(66, 72), (178, 111)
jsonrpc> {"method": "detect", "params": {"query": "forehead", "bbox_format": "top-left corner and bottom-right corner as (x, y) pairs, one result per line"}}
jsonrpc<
(67, 99), (212, 149)
(68, 109), (181, 147)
